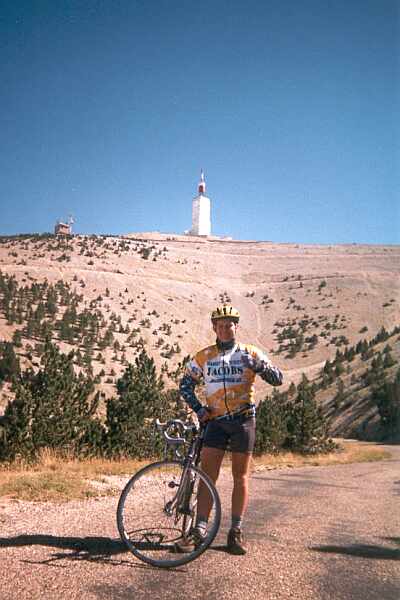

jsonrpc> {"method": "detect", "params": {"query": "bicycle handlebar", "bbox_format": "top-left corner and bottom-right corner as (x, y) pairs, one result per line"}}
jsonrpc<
(155, 418), (197, 445)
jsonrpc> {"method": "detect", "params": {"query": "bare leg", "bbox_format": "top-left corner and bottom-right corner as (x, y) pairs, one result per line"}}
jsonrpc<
(231, 452), (252, 520)
(196, 446), (225, 521)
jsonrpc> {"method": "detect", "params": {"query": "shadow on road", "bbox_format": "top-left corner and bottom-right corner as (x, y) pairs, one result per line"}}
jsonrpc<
(0, 534), (140, 567)
(0, 533), (230, 568)
(311, 538), (400, 561)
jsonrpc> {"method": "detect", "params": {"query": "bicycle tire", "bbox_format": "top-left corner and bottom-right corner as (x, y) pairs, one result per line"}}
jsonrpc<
(117, 460), (221, 568)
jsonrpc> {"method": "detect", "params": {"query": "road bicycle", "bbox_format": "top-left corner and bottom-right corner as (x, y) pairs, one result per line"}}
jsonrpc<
(117, 418), (221, 568)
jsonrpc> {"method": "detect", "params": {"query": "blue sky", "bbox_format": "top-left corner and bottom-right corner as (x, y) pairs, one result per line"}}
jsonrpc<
(1, 0), (398, 243)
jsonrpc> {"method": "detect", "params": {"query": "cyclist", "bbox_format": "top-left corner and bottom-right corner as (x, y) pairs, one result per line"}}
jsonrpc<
(179, 304), (283, 555)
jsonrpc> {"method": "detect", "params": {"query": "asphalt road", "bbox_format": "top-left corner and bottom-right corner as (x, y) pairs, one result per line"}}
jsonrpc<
(0, 445), (399, 600)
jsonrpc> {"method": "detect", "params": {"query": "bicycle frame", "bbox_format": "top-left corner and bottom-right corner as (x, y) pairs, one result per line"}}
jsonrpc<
(158, 420), (205, 521)
(117, 419), (221, 567)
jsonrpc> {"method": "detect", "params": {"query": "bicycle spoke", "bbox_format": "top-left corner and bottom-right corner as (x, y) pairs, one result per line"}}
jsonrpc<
(117, 460), (221, 568)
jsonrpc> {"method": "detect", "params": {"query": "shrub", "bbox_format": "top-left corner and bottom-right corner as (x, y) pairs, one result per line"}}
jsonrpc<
(105, 349), (174, 459)
(0, 342), (103, 461)
(373, 369), (400, 439)
(0, 342), (20, 383)
(255, 390), (288, 454)
(285, 375), (335, 453)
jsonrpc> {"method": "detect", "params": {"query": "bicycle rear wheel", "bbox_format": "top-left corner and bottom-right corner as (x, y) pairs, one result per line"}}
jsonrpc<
(117, 460), (221, 568)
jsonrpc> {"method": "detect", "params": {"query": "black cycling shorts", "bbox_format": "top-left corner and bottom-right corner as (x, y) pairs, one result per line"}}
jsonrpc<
(203, 415), (256, 454)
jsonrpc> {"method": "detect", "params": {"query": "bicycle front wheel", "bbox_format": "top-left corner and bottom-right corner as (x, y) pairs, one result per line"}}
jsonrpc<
(117, 460), (221, 568)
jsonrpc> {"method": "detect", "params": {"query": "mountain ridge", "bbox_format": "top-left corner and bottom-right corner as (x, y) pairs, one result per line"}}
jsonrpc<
(0, 232), (399, 439)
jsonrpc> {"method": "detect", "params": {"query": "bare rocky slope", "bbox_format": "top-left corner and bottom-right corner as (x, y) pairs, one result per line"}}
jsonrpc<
(0, 232), (399, 439)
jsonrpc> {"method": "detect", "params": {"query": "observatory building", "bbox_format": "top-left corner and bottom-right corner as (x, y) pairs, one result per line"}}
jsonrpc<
(191, 171), (211, 236)
(54, 216), (74, 236)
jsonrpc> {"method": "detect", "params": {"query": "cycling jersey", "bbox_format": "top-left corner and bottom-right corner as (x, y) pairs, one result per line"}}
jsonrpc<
(179, 340), (283, 419)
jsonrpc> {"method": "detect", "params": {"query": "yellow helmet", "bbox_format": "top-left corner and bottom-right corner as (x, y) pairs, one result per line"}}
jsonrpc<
(211, 305), (240, 323)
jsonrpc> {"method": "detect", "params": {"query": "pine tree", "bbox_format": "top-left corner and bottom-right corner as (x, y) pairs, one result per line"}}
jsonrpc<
(383, 351), (396, 369)
(335, 362), (345, 376)
(12, 330), (23, 348)
(255, 389), (289, 454)
(373, 326), (389, 344)
(0, 380), (36, 460)
(45, 286), (58, 317)
(59, 306), (77, 343)
(0, 341), (103, 461)
(373, 368), (400, 440)
(0, 342), (20, 383)
(99, 327), (114, 349)
(333, 378), (345, 408)
(356, 339), (369, 355)
(286, 375), (332, 453)
(40, 320), (54, 340)
(34, 302), (46, 324)
(105, 349), (172, 458)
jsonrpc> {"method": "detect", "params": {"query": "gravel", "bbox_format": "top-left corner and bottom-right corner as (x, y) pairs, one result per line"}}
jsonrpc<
(0, 445), (399, 600)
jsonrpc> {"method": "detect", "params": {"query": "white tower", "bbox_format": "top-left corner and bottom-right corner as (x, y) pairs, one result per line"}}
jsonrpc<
(191, 170), (211, 236)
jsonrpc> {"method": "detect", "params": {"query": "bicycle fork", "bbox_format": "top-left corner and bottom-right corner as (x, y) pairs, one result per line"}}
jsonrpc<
(163, 430), (204, 521)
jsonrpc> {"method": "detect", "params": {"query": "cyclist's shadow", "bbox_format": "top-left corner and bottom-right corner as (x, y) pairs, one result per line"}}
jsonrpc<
(0, 534), (136, 567)
(209, 543), (233, 554)
(0, 534), (230, 567)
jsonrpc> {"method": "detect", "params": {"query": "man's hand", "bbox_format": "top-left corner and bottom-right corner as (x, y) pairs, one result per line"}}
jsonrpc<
(197, 406), (211, 423)
(242, 352), (283, 385)
(242, 352), (266, 374)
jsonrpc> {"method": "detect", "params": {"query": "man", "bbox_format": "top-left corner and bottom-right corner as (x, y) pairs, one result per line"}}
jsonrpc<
(179, 304), (283, 555)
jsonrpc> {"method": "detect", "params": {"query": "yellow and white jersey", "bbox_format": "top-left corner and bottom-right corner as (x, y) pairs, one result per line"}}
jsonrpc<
(185, 342), (278, 419)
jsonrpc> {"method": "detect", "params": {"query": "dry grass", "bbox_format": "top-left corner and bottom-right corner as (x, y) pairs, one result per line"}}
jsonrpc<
(0, 441), (391, 503)
(0, 449), (147, 503)
(0, 471), (99, 502)
(251, 440), (391, 471)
